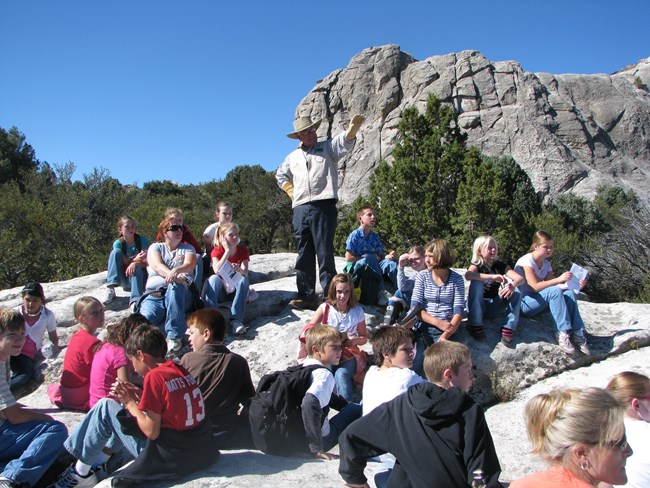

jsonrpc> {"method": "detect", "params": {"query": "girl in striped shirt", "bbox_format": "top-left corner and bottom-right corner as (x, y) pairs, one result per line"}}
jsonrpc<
(409, 239), (465, 375)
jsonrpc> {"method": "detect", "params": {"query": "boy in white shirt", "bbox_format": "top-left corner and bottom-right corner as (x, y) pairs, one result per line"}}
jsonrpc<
(362, 326), (426, 416)
(301, 324), (361, 460)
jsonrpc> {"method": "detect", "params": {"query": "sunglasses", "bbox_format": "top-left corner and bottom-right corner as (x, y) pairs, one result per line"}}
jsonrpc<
(606, 436), (629, 452)
(166, 225), (183, 232)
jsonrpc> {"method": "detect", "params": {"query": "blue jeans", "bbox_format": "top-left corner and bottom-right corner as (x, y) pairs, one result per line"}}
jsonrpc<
(64, 398), (146, 466)
(322, 402), (362, 452)
(201, 274), (250, 322)
(292, 200), (338, 300)
(466, 281), (522, 331)
(412, 322), (440, 378)
(106, 249), (146, 305)
(392, 288), (412, 306)
(520, 286), (585, 333)
(10, 354), (36, 392)
(352, 254), (397, 291)
(0, 419), (67, 486)
(139, 283), (190, 340)
(330, 358), (356, 402)
(193, 253), (203, 290)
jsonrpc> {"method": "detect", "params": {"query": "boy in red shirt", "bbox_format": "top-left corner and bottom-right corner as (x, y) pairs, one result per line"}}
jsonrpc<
(53, 324), (219, 488)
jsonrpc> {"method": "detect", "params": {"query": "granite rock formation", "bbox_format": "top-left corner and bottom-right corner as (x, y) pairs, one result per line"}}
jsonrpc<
(295, 45), (650, 205)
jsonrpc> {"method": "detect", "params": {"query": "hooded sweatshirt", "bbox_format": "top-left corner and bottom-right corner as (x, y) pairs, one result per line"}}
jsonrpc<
(338, 382), (502, 488)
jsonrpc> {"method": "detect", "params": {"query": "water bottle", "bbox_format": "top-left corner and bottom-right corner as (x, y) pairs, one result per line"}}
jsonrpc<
(382, 303), (395, 326)
(471, 469), (486, 488)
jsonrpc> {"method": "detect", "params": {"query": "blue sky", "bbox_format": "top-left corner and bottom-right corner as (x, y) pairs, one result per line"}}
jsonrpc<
(2, 1), (648, 187)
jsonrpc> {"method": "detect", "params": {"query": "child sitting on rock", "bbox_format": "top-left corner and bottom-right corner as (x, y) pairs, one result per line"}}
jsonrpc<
(11, 282), (60, 392)
(308, 273), (368, 402)
(465, 235), (524, 347)
(181, 308), (255, 448)
(88, 313), (150, 408)
(48, 296), (103, 412)
(201, 222), (250, 335)
(53, 324), (219, 488)
(345, 205), (397, 306)
(102, 215), (149, 309)
(338, 341), (502, 487)
(409, 238), (465, 377)
(0, 308), (68, 488)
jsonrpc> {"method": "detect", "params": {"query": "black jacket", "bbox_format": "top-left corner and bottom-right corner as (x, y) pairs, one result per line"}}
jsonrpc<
(338, 382), (502, 487)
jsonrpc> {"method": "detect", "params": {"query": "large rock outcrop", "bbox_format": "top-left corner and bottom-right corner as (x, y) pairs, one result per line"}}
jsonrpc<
(295, 45), (650, 204)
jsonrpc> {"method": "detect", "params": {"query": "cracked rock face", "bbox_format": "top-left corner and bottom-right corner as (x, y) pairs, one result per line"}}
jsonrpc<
(294, 45), (650, 205)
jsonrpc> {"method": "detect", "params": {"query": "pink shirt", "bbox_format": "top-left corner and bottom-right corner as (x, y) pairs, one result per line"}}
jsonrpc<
(88, 342), (129, 408)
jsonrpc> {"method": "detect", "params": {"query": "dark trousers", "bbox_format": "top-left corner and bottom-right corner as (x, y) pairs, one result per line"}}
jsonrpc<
(292, 199), (337, 299)
(10, 353), (36, 392)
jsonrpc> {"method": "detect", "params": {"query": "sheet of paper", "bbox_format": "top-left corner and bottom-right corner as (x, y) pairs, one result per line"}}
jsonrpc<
(218, 260), (243, 293)
(567, 263), (589, 292)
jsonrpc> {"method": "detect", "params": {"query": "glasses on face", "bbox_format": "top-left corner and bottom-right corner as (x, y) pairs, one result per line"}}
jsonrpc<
(606, 436), (629, 452)
(166, 225), (183, 232)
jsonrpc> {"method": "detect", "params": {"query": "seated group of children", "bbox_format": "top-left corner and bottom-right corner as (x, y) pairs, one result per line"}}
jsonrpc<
(2, 281), (504, 488)
(101, 202), (254, 354)
(347, 204), (592, 358)
(2, 298), (254, 488)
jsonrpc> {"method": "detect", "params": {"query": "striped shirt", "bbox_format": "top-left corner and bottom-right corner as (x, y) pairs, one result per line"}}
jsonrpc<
(0, 360), (17, 428)
(411, 270), (465, 320)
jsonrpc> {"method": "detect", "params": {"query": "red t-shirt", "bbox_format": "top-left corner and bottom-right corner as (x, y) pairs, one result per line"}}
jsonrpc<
(138, 361), (206, 431)
(61, 328), (100, 388)
(210, 245), (250, 265)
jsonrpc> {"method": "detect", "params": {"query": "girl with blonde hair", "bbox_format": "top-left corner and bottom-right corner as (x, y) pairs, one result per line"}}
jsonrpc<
(511, 387), (632, 487)
(465, 235), (524, 347)
(604, 371), (650, 487)
(514, 230), (590, 355)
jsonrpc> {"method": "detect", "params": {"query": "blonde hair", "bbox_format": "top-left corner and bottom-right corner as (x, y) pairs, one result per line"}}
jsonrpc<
(215, 201), (232, 218)
(423, 341), (470, 383)
(164, 207), (184, 220)
(524, 387), (626, 463)
(305, 324), (342, 357)
(424, 238), (455, 269)
(326, 273), (358, 308)
(471, 235), (497, 267)
(606, 371), (650, 403)
(529, 230), (553, 253)
(73, 296), (101, 321)
(214, 222), (240, 247)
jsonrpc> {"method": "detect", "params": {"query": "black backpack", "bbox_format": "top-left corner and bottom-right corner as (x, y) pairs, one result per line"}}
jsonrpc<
(248, 364), (325, 455)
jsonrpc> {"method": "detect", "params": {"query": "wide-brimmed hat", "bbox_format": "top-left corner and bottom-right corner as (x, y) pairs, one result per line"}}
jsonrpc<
(22, 282), (45, 300)
(287, 116), (321, 139)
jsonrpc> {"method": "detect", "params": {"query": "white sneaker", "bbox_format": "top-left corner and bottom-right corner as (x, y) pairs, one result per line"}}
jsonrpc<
(101, 286), (115, 305)
(233, 319), (247, 335)
(54, 465), (98, 488)
(377, 290), (389, 307)
(557, 332), (576, 354)
(166, 338), (182, 353)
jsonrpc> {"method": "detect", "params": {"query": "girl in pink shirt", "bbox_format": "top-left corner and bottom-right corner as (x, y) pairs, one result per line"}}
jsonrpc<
(88, 314), (149, 408)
